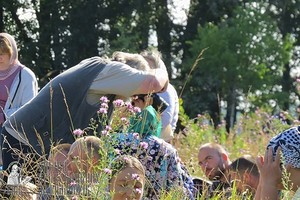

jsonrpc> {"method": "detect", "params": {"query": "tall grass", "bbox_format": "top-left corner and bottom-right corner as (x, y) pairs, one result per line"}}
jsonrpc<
(175, 105), (297, 199)
(1, 98), (298, 200)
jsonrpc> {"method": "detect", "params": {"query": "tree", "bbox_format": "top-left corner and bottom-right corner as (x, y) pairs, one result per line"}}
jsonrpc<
(181, 3), (290, 131)
(266, 0), (300, 111)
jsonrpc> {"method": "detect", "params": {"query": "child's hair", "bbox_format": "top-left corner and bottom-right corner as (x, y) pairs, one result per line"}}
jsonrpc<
(110, 155), (145, 178)
(48, 143), (71, 160)
(230, 156), (259, 177)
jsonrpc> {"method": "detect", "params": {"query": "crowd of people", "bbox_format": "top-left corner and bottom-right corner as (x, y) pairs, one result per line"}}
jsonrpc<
(0, 32), (300, 200)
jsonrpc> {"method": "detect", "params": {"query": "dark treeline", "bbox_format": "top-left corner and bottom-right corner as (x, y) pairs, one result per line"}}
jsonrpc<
(1, 0), (299, 131)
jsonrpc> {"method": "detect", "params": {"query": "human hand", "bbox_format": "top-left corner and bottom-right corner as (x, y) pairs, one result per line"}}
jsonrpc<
(256, 147), (282, 187)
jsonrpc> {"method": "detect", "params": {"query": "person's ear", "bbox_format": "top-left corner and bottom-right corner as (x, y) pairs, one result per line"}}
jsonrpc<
(243, 172), (251, 183)
(221, 153), (228, 161)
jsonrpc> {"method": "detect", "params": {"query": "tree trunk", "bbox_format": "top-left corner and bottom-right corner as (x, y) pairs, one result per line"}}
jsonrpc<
(225, 87), (237, 133)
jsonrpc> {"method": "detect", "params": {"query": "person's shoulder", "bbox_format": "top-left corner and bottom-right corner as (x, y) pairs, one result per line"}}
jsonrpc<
(144, 105), (157, 116)
(168, 83), (179, 98)
(158, 83), (178, 98)
(20, 66), (37, 79)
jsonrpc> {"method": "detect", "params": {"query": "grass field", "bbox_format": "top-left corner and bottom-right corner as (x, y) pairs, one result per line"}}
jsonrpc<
(174, 107), (296, 199)
(1, 102), (298, 199)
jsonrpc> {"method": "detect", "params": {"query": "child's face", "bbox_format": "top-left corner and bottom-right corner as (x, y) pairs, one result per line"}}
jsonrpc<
(131, 98), (146, 109)
(110, 166), (145, 200)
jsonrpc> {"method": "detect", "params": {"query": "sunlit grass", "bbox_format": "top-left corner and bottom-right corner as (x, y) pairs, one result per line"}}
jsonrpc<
(1, 99), (297, 199)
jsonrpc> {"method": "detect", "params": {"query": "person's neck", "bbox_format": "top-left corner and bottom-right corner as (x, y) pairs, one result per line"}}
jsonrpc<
(0, 64), (11, 71)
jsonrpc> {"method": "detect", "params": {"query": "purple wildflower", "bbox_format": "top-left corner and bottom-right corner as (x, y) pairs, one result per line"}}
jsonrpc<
(139, 142), (148, 149)
(105, 125), (112, 131)
(133, 107), (141, 113)
(135, 188), (142, 194)
(101, 102), (108, 108)
(100, 96), (109, 103)
(70, 181), (77, 186)
(98, 107), (107, 114)
(113, 99), (124, 107)
(125, 102), (133, 109)
(101, 130), (109, 136)
(132, 173), (140, 180)
(133, 132), (139, 139)
(73, 129), (83, 137)
(104, 168), (112, 175)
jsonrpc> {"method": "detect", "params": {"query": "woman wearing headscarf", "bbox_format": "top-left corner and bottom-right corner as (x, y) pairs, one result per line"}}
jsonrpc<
(0, 33), (38, 164)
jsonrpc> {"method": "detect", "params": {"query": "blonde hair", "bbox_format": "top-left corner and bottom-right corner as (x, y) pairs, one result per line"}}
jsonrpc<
(72, 136), (104, 163)
(110, 155), (145, 179)
(111, 51), (150, 71)
(48, 143), (71, 161)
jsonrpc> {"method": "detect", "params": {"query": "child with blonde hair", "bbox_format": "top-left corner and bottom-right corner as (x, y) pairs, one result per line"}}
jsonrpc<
(109, 155), (145, 200)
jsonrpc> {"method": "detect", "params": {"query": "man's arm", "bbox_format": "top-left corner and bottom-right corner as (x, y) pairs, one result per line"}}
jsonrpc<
(134, 68), (169, 95)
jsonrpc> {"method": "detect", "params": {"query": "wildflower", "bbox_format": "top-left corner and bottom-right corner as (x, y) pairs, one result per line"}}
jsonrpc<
(114, 149), (121, 155)
(101, 102), (108, 108)
(139, 142), (148, 149)
(133, 107), (141, 113)
(135, 188), (142, 194)
(113, 99), (124, 107)
(133, 132), (139, 139)
(132, 173), (140, 180)
(71, 196), (78, 200)
(70, 181), (77, 186)
(98, 107), (107, 114)
(121, 117), (127, 123)
(100, 96), (109, 103)
(101, 130), (109, 136)
(73, 129), (83, 137)
(123, 156), (129, 162)
(125, 102), (133, 109)
(104, 168), (112, 175)
(105, 125), (112, 131)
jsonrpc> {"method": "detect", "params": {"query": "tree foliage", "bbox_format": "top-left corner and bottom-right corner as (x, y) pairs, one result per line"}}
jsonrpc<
(180, 3), (291, 129)
(0, 0), (299, 130)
